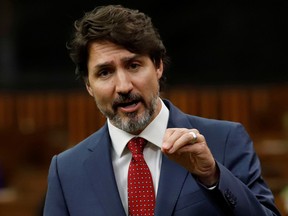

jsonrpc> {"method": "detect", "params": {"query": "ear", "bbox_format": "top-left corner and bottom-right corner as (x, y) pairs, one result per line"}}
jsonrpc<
(85, 79), (94, 97)
(156, 60), (164, 79)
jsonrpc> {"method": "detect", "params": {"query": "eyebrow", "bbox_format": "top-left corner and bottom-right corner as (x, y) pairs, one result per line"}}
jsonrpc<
(121, 54), (141, 63)
(92, 53), (142, 71)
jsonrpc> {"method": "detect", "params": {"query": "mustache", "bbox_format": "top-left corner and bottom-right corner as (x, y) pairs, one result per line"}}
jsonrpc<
(112, 93), (143, 110)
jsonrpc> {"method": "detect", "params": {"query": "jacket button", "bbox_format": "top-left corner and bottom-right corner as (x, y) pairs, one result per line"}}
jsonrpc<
(224, 189), (237, 208)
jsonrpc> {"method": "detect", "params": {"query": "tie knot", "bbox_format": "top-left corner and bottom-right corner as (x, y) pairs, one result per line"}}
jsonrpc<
(127, 137), (147, 155)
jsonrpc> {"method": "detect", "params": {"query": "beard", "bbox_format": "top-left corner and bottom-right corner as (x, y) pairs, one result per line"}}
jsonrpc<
(96, 92), (159, 134)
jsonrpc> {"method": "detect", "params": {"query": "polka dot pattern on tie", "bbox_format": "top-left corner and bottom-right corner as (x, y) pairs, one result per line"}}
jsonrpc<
(127, 137), (155, 216)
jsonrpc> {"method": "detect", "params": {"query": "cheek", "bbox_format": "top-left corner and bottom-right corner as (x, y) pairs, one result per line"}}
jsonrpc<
(92, 90), (112, 110)
(137, 76), (159, 98)
(90, 82), (115, 103)
(147, 73), (160, 89)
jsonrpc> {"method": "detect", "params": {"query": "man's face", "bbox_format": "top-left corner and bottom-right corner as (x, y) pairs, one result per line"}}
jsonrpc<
(86, 41), (163, 134)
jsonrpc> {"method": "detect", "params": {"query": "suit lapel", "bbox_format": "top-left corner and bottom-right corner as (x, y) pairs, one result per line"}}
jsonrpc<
(155, 99), (197, 216)
(155, 155), (189, 216)
(83, 126), (126, 216)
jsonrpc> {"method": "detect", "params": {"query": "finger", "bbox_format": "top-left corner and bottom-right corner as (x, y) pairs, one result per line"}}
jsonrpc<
(167, 131), (199, 153)
(189, 131), (198, 144)
(162, 128), (182, 152)
(162, 128), (193, 152)
(163, 129), (200, 154)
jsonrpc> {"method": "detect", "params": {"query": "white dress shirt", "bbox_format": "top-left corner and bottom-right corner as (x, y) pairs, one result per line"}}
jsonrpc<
(108, 98), (169, 215)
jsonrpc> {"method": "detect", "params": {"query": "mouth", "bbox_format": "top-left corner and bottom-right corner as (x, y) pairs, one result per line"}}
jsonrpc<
(114, 100), (141, 113)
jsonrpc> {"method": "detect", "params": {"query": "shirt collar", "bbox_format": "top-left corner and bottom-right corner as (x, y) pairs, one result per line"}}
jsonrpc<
(108, 98), (169, 157)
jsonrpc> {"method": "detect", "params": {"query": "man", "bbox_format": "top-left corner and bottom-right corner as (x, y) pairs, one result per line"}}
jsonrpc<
(44, 5), (280, 216)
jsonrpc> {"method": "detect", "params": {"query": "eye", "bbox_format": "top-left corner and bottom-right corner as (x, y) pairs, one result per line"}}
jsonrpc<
(98, 69), (110, 77)
(128, 62), (141, 71)
(97, 67), (113, 78)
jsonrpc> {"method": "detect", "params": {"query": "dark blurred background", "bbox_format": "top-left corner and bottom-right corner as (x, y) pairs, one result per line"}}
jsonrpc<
(1, 0), (288, 89)
(0, 1), (288, 215)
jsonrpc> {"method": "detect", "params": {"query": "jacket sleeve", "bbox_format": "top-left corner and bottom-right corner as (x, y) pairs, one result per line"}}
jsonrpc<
(215, 123), (281, 216)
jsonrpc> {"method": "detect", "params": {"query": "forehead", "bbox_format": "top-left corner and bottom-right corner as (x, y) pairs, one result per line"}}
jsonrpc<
(88, 41), (135, 63)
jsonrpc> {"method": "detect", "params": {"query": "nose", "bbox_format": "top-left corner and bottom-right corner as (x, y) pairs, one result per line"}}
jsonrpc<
(115, 71), (133, 94)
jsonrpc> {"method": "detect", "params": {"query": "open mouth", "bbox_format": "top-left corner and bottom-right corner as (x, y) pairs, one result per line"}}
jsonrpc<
(114, 100), (141, 113)
(118, 100), (138, 107)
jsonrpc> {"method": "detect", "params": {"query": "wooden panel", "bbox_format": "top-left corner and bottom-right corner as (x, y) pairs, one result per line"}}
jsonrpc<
(0, 93), (16, 130)
(198, 88), (219, 119)
(0, 84), (287, 144)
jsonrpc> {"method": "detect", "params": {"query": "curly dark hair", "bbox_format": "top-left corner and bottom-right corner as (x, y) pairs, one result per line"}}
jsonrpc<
(67, 5), (169, 89)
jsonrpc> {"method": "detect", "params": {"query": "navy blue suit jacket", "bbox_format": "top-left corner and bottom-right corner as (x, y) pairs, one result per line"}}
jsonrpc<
(44, 99), (280, 216)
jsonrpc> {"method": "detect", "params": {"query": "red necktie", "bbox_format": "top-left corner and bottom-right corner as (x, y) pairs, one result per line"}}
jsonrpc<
(127, 137), (155, 216)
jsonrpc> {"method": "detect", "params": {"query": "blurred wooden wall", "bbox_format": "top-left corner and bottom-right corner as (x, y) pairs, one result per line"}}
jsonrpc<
(1, 84), (287, 144)
(0, 84), (288, 215)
